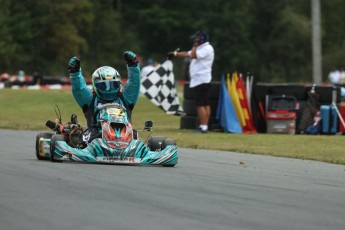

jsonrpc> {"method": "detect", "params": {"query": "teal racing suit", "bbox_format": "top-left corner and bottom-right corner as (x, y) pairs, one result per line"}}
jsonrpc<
(69, 64), (141, 137)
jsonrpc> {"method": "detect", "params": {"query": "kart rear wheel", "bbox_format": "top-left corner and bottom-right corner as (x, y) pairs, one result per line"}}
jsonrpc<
(147, 136), (165, 151)
(35, 132), (53, 160)
(50, 134), (64, 162)
(161, 138), (176, 150)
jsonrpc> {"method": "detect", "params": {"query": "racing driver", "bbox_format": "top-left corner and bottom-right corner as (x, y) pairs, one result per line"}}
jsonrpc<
(67, 51), (140, 142)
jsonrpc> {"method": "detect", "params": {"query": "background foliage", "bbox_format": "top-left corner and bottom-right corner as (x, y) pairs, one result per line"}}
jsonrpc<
(0, 0), (345, 82)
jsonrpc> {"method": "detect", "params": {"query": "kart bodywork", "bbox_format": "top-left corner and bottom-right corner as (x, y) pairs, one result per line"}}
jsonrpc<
(36, 103), (178, 166)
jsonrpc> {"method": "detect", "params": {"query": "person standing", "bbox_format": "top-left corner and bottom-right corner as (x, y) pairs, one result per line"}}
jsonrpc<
(168, 31), (214, 133)
(328, 67), (341, 84)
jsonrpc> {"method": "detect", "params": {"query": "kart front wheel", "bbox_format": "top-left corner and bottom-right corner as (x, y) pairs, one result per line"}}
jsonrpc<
(162, 138), (177, 167)
(50, 134), (64, 162)
(35, 132), (53, 160)
(147, 136), (165, 151)
(162, 138), (176, 150)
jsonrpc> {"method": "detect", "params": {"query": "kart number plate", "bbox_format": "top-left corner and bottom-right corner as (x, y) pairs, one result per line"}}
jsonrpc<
(107, 108), (123, 116)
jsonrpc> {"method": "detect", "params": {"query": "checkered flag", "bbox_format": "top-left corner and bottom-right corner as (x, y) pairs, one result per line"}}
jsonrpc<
(141, 60), (184, 115)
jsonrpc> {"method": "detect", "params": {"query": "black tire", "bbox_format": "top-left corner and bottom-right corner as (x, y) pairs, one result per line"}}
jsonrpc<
(209, 82), (221, 100)
(208, 117), (223, 132)
(35, 132), (53, 160)
(183, 82), (194, 100)
(147, 136), (165, 151)
(183, 99), (219, 117)
(50, 134), (64, 162)
(182, 99), (197, 116)
(179, 115), (223, 131)
(180, 115), (198, 130)
(161, 138), (176, 150)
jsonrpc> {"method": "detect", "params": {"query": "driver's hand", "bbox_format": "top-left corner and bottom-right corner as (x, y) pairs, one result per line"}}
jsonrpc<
(124, 51), (138, 67)
(68, 56), (81, 73)
(166, 51), (176, 59)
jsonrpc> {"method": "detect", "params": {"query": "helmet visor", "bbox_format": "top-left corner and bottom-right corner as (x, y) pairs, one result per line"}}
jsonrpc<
(95, 80), (121, 91)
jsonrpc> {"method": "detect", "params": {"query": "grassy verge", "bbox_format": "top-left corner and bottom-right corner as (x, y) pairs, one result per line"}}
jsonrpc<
(1, 89), (345, 165)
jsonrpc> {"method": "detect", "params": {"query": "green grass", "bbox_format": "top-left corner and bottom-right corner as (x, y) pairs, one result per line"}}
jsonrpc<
(1, 89), (345, 165)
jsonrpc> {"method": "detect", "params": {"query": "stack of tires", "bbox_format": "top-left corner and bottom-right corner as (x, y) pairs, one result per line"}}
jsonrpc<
(180, 81), (222, 131)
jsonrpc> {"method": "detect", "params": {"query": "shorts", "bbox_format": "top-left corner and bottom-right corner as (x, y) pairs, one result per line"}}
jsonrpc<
(193, 83), (211, 106)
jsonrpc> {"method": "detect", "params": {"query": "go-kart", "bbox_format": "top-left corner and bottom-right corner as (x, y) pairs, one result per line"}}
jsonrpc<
(35, 104), (178, 166)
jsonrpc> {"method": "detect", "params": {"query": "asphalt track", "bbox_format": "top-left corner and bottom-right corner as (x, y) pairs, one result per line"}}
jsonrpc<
(1, 129), (344, 230)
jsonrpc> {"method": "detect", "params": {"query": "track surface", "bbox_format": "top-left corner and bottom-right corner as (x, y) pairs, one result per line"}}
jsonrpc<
(1, 129), (345, 230)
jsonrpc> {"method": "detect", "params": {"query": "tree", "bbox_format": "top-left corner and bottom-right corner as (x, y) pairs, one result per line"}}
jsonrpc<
(83, 0), (140, 77)
(0, 0), (344, 83)
(0, 0), (13, 70)
(322, 0), (345, 79)
(29, 0), (93, 74)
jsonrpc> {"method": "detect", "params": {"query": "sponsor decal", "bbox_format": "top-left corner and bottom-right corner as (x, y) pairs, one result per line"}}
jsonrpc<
(96, 156), (140, 163)
(39, 138), (51, 157)
(106, 108), (124, 116)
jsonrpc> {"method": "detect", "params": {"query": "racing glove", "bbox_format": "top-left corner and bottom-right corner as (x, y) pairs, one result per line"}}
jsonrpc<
(166, 48), (180, 59)
(166, 51), (176, 59)
(124, 51), (138, 67)
(68, 56), (81, 73)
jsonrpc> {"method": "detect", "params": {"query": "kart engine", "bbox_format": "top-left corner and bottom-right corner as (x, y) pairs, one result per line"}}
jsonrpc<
(46, 115), (86, 148)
